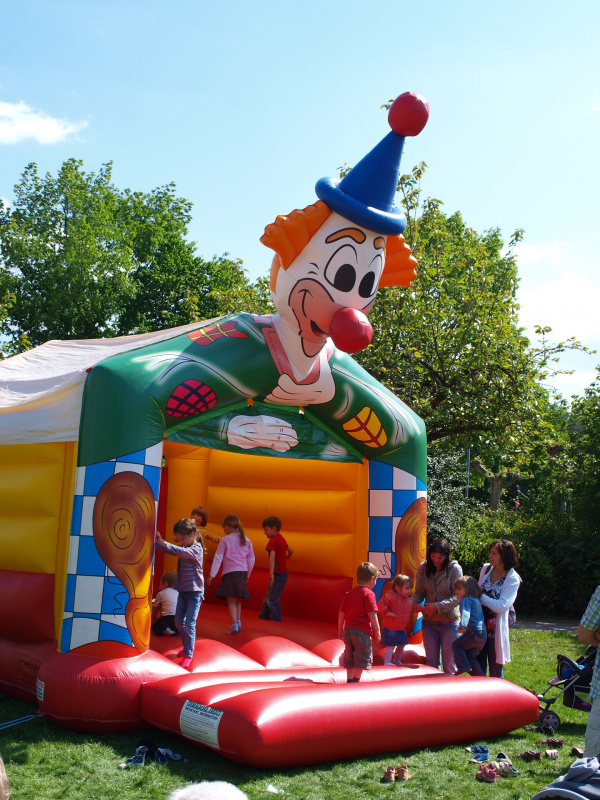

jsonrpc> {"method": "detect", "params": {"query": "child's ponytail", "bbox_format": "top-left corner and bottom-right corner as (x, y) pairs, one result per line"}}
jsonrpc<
(222, 513), (246, 545)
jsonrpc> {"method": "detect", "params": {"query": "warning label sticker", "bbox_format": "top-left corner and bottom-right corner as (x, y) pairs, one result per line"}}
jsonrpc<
(180, 701), (222, 748)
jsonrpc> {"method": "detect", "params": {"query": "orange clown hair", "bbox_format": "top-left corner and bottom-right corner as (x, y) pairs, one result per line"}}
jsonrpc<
(261, 200), (418, 292)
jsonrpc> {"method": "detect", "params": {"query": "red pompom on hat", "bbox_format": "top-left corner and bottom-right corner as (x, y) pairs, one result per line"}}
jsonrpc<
(388, 92), (430, 137)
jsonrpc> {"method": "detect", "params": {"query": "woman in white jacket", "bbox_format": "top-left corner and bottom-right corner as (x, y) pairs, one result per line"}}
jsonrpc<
(477, 539), (521, 678)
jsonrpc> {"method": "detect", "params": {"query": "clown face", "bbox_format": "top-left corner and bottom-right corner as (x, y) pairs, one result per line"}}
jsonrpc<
(273, 212), (385, 357)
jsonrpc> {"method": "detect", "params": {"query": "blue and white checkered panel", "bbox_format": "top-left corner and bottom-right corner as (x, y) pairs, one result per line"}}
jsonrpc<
(367, 461), (426, 599)
(61, 441), (163, 652)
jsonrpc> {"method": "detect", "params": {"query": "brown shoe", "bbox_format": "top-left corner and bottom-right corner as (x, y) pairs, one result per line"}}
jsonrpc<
(516, 750), (541, 761)
(396, 764), (411, 781)
(571, 747), (584, 757)
(380, 767), (395, 783)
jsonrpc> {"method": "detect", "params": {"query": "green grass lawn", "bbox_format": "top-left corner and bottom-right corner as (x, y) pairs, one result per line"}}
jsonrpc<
(0, 629), (591, 800)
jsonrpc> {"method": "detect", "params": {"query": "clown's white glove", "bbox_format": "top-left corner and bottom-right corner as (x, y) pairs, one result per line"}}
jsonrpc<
(264, 373), (335, 405)
(227, 415), (299, 452)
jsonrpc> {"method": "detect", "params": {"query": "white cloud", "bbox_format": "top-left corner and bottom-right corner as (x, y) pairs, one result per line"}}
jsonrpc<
(0, 100), (87, 145)
(515, 239), (600, 399)
(518, 270), (600, 342)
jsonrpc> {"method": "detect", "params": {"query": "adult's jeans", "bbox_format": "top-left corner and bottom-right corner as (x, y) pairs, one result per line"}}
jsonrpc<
(259, 571), (288, 621)
(175, 591), (203, 658)
(452, 629), (487, 675)
(477, 635), (503, 678)
(584, 697), (600, 757)
(422, 619), (459, 673)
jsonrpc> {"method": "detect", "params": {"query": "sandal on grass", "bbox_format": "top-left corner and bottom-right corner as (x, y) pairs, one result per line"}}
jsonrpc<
(380, 767), (395, 783)
(476, 765), (497, 783)
(395, 765), (411, 781)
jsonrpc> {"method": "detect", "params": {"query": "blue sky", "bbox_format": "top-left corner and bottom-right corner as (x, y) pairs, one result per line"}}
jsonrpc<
(1, 0), (599, 399)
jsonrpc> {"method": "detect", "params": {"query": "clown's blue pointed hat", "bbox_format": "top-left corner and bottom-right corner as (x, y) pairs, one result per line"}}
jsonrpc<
(315, 91), (429, 236)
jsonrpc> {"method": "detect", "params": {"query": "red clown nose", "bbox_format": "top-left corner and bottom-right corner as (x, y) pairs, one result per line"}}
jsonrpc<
(329, 308), (373, 353)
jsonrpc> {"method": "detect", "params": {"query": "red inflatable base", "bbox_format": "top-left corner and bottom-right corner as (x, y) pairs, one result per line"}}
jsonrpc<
(140, 668), (539, 767)
(37, 650), (183, 732)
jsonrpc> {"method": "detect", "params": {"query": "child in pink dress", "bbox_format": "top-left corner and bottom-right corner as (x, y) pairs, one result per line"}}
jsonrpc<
(377, 574), (421, 666)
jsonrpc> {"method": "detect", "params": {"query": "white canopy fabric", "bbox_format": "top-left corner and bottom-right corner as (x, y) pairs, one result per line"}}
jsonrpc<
(0, 322), (210, 445)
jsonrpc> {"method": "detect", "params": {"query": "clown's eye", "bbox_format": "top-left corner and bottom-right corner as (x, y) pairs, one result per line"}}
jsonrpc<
(324, 245), (357, 293)
(332, 263), (356, 292)
(358, 271), (376, 298)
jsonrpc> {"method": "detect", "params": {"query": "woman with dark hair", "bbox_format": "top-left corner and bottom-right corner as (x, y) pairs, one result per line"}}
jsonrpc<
(412, 538), (462, 673)
(477, 539), (521, 678)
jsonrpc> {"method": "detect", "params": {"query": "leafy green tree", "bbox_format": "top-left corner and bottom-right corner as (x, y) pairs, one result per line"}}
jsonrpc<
(0, 159), (244, 346)
(357, 163), (590, 478)
(570, 369), (600, 526)
(0, 291), (30, 359)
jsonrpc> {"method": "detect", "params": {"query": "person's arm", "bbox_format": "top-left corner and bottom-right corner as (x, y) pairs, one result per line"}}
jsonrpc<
(286, 546), (294, 560)
(578, 623), (600, 646)
(209, 539), (226, 581)
(480, 570), (520, 614)
(246, 543), (255, 578)
(151, 592), (161, 622)
(338, 610), (345, 639)
(268, 549), (276, 587)
(411, 564), (426, 605)
(459, 599), (470, 630)
(377, 592), (388, 614)
(368, 610), (381, 642)
(579, 587), (600, 645)
(435, 562), (462, 613)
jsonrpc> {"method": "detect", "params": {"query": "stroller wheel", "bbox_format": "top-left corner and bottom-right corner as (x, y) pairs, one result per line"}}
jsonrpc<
(539, 709), (561, 731)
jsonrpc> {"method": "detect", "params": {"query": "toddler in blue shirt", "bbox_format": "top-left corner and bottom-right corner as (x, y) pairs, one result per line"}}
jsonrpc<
(451, 576), (487, 676)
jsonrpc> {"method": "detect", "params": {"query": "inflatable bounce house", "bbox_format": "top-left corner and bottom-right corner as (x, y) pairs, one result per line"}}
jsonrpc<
(0, 92), (537, 767)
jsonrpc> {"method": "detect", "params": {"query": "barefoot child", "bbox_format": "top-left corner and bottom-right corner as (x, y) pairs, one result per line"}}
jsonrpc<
(338, 562), (381, 683)
(452, 576), (487, 675)
(155, 519), (204, 670)
(151, 571), (178, 636)
(377, 574), (421, 666)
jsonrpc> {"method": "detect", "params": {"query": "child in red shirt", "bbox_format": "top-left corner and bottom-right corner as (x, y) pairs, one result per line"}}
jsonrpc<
(259, 516), (293, 621)
(378, 574), (421, 666)
(338, 562), (381, 683)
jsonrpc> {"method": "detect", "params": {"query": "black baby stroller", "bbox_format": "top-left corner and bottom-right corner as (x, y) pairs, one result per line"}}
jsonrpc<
(535, 646), (596, 731)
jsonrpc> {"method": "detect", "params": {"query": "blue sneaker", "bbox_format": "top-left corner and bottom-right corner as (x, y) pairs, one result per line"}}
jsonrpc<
(465, 744), (489, 755)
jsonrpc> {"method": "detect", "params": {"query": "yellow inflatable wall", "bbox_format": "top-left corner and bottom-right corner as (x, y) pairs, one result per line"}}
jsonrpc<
(0, 441), (76, 637)
(162, 442), (368, 579)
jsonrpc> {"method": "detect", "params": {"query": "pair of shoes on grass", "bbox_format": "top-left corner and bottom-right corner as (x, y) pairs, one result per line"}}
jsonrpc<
(380, 765), (411, 783)
(489, 760), (519, 777)
(476, 764), (497, 783)
(537, 737), (564, 747)
(466, 743), (489, 763)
